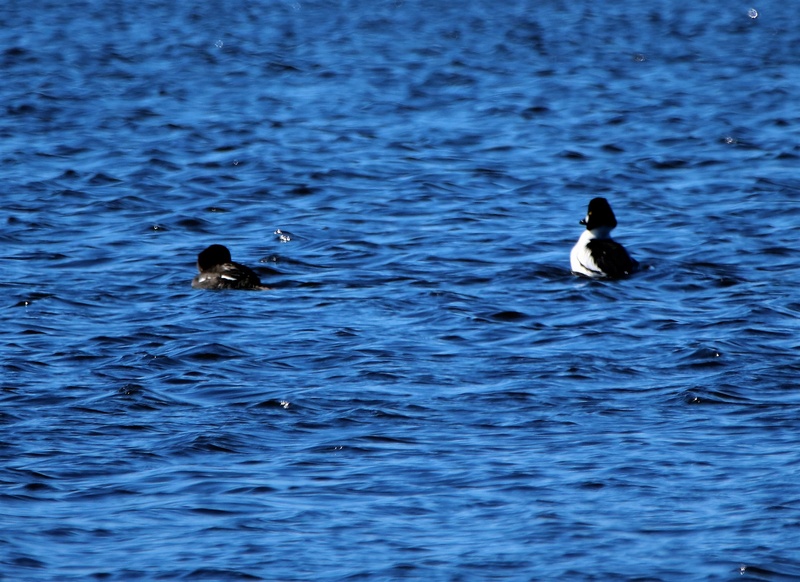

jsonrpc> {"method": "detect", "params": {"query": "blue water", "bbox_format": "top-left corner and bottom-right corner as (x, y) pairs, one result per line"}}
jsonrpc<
(3, 0), (800, 580)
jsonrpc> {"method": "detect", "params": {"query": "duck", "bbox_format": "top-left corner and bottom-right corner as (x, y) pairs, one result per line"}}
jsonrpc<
(191, 244), (269, 290)
(570, 197), (638, 278)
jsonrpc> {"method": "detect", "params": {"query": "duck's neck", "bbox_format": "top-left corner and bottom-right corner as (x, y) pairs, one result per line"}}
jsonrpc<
(584, 226), (614, 240)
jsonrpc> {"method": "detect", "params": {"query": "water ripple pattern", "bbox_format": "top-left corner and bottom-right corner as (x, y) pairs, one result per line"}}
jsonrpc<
(2, 1), (800, 580)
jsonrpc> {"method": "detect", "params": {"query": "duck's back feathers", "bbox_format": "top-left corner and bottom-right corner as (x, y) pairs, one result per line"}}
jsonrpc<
(192, 262), (266, 290)
(585, 238), (638, 279)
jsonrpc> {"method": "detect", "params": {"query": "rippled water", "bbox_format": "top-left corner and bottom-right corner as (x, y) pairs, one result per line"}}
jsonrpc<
(3, 1), (800, 580)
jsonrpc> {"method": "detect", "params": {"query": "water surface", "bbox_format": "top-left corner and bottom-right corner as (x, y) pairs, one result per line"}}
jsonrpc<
(3, 1), (800, 580)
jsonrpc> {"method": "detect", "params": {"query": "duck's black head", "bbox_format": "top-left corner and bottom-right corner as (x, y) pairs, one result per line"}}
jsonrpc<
(580, 197), (618, 232)
(197, 244), (232, 272)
